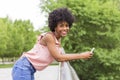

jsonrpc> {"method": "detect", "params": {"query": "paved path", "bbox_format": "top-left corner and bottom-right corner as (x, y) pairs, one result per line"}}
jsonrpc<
(0, 65), (59, 80)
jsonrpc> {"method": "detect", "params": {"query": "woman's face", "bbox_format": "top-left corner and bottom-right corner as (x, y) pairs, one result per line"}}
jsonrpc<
(54, 21), (69, 38)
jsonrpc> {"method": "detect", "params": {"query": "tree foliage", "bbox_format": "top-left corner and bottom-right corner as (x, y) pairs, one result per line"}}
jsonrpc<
(40, 0), (120, 79)
(0, 18), (37, 58)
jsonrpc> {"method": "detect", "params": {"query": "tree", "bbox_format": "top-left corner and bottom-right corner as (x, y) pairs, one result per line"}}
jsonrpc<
(40, 0), (120, 79)
(13, 20), (36, 52)
(0, 18), (9, 60)
(0, 17), (37, 62)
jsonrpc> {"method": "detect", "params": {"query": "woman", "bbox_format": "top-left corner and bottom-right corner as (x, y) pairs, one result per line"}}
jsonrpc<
(12, 8), (93, 80)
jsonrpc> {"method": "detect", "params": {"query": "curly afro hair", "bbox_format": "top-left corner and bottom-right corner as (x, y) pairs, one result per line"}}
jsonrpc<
(48, 8), (75, 32)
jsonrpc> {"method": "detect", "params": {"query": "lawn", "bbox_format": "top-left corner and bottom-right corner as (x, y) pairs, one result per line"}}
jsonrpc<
(0, 64), (13, 68)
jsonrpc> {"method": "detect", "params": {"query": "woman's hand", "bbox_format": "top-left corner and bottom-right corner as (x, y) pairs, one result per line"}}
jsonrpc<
(80, 51), (93, 59)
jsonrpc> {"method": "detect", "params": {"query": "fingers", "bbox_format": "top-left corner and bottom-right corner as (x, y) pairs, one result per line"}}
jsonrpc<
(85, 54), (92, 59)
(88, 52), (93, 58)
(82, 51), (94, 59)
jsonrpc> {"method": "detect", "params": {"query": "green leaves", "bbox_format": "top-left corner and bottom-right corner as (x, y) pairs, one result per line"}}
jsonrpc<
(41, 0), (120, 79)
(0, 18), (36, 57)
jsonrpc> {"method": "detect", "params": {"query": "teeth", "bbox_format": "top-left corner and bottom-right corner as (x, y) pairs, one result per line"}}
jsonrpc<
(62, 32), (67, 34)
(62, 31), (67, 33)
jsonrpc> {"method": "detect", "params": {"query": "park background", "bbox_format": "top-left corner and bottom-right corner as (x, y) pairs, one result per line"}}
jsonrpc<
(0, 0), (120, 80)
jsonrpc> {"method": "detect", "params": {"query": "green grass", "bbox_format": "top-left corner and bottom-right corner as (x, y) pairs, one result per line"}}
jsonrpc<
(0, 63), (58, 68)
(0, 60), (58, 68)
(0, 64), (13, 68)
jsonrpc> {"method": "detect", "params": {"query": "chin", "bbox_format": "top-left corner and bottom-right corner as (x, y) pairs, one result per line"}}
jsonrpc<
(61, 34), (67, 37)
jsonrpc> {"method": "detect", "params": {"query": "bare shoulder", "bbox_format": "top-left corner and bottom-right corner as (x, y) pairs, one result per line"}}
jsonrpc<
(44, 32), (55, 43)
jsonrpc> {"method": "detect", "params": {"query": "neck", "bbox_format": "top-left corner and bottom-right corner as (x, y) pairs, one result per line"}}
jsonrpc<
(52, 32), (61, 41)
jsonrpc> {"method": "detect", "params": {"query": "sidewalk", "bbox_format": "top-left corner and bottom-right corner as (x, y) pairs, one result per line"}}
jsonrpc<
(0, 65), (59, 80)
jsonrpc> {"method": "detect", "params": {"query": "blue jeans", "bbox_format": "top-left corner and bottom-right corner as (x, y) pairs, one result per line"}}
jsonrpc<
(12, 57), (36, 80)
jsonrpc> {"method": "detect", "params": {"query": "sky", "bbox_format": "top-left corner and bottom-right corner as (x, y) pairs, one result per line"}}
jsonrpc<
(0, 0), (47, 30)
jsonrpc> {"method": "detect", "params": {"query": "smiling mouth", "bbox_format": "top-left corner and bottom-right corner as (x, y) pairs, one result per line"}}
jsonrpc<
(61, 31), (67, 35)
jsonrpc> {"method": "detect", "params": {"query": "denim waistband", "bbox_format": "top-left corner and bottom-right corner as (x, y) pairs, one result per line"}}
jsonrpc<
(14, 57), (36, 73)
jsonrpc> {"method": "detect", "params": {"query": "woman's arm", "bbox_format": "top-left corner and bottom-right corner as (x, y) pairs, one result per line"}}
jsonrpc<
(44, 34), (93, 62)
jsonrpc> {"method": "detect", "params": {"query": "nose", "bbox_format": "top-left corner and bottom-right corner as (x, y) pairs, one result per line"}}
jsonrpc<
(63, 26), (69, 30)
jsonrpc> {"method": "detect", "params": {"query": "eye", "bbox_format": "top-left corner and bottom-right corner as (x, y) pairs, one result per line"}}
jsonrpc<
(59, 24), (64, 27)
(59, 24), (69, 28)
(57, 22), (69, 28)
(66, 24), (69, 28)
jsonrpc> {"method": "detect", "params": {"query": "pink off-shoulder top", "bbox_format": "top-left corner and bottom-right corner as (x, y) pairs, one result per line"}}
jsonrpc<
(22, 32), (61, 71)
